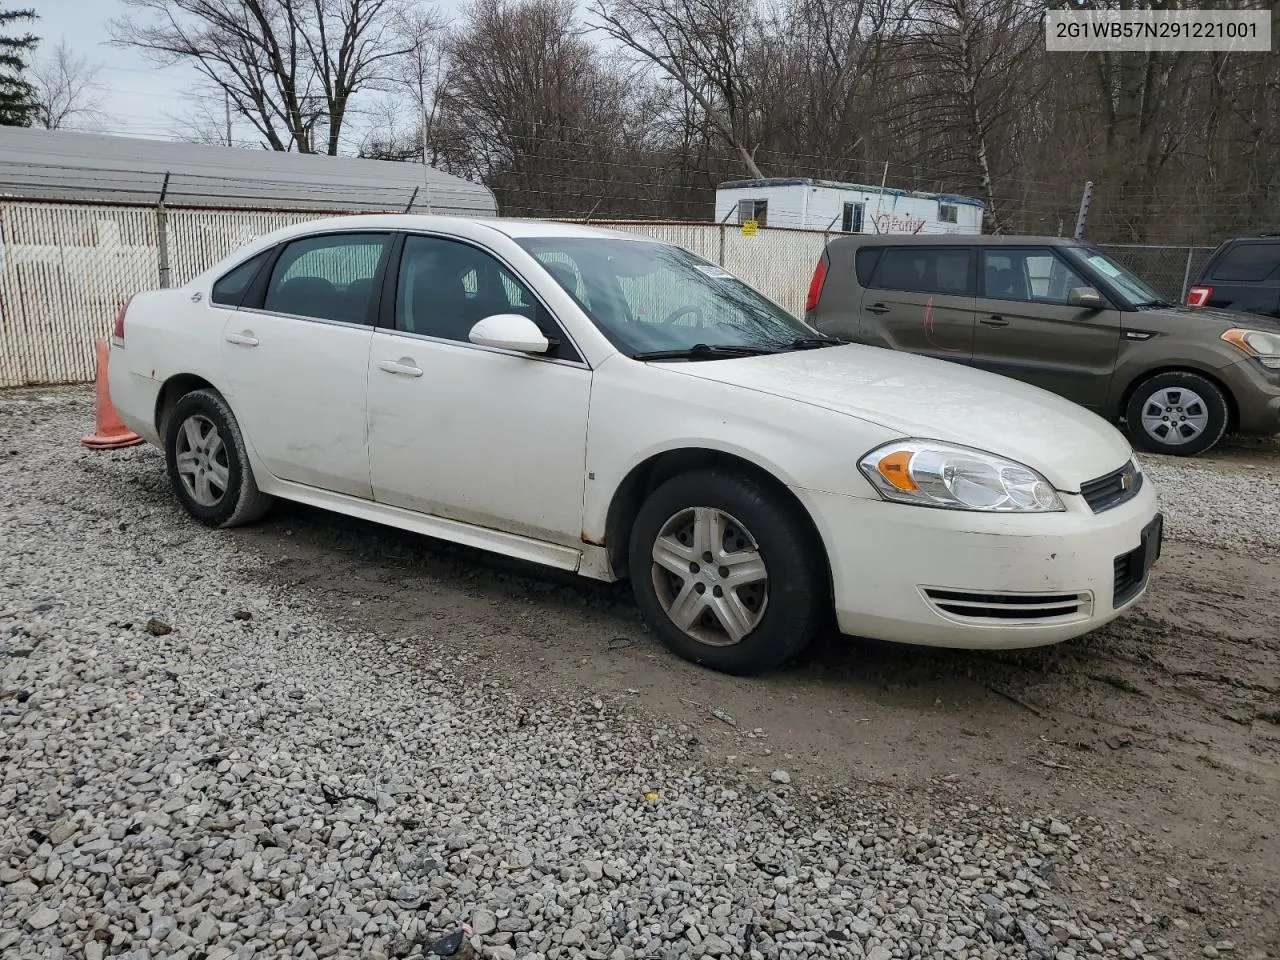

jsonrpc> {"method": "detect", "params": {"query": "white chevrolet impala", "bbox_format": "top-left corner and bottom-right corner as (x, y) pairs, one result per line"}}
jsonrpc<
(108, 215), (1162, 675)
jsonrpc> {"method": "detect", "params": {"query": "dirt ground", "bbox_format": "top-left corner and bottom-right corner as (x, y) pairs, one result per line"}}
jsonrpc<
(42, 390), (1275, 956)
(183, 449), (1276, 954)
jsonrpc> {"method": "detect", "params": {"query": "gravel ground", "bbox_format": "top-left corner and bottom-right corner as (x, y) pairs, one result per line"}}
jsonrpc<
(1, 388), (1274, 960)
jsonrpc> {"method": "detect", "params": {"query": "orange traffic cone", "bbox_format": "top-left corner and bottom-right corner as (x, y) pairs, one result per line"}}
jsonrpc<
(81, 338), (143, 450)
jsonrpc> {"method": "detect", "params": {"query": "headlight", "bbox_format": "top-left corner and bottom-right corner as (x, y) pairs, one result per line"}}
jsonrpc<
(1222, 328), (1280, 369)
(858, 440), (1065, 512)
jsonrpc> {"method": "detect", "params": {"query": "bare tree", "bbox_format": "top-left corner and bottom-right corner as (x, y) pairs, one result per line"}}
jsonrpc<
(109, 0), (438, 155)
(590, 0), (766, 178)
(30, 38), (108, 130)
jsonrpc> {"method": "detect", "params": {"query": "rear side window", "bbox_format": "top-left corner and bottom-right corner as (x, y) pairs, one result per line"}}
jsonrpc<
(263, 232), (389, 324)
(211, 250), (271, 307)
(855, 248), (882, 287)
(1210, 242), (1280, 283)
(869, 247), (974, 296)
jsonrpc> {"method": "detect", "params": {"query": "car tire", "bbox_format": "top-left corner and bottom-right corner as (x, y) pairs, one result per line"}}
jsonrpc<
(1124, 371), (1229, 456)
(164, 388), (274, 528)
(628, 468), (827, 675)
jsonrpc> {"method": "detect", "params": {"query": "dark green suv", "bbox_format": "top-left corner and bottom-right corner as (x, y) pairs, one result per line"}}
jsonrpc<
(805, 234), (1280, 455)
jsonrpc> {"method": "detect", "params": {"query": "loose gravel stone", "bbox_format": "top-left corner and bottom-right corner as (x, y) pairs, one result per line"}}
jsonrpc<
(0, 390), (1251, 960)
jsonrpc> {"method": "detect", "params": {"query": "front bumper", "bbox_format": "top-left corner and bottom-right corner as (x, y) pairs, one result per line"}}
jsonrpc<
(1222, 358), (1280, 436)
(793, 480), (1161, 649)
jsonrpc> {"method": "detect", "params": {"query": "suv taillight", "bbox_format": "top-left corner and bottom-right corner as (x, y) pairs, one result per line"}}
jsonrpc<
(805, 258), (828, 313)
(111, 296), (132, 342)
(1186, 285), (1212, 308)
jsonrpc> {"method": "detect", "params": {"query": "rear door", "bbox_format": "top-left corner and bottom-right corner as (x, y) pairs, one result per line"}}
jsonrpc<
(858, 245), (976, 363)
(1200, 240), (1280, 317)
(221, 231), (391, 499)
(971, 246), (1120, 410)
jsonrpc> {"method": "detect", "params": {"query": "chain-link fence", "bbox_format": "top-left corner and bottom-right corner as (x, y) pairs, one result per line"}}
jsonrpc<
(0, 196), (1224, 387)
(1094, 243), (1218, 304)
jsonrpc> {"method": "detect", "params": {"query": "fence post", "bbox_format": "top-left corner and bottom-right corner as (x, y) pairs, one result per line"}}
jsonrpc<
(156, 172), (172, 289)
(1179, 247), (1195, 303)
(1072, 180), (1093, 240)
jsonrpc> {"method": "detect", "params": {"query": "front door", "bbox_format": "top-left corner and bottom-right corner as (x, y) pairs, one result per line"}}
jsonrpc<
(221, 231), (391, 498)
(859, 245), (976, 363)
(971, 247), (1121, 410)
(366, 233), (592, 546)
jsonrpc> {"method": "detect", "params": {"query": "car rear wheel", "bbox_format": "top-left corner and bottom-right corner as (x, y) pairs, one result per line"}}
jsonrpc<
(628, 469), (827, 675)
(1124, 372), (1228, 456)
(164, 388), (274, 528)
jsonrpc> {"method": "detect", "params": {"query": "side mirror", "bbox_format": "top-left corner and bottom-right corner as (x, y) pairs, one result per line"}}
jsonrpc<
(1068, 286), (1105, 310)
(468, 313), (550, 354)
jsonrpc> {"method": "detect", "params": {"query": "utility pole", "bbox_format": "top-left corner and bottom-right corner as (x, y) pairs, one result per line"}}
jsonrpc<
(1073, 180), (1094, 240)
(224, 89), (232, 147)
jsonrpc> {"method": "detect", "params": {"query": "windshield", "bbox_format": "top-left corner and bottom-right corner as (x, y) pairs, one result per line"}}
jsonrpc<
(515, 237), (816, 357)
(1066, 246), (1166, 307)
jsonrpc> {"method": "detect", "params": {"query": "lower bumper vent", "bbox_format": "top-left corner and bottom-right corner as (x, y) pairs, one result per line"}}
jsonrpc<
(923, 588), (1091, 623)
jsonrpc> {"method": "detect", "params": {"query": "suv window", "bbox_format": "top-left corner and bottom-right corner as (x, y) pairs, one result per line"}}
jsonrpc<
(1210, 242), (1280, 283)
(855, 248), (882, 287)
(869, 247), (973, 296)
(982, 248), (1088, 304)
(211, 250), (271, 307)
(263, 232), (388, 324)
(395, 234), (577, 360)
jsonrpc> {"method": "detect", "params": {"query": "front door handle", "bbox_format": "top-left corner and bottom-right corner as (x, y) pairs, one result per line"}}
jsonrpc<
(225, 331), (259, 346)
(377, 358), (423, 378)
(865, 303), (891, 315)
(980, 315), (1010, 328)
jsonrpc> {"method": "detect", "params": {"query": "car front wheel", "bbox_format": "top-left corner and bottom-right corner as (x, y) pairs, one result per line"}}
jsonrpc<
(628, 469), (827, 675)
(1124, 371), (1228, 456)
(164, 388), (274, 528)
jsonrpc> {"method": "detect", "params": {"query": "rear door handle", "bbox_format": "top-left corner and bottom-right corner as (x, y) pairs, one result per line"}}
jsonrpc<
(225, 331), (259, 346)
(377, 358), (423, 378)
(865, 303), (891, 315)
(980, 315), (1010, 328)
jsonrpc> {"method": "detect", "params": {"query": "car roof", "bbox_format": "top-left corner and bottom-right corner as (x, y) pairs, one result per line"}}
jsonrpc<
(243, 213), (648, 245)
(826, 234), (1081, 248)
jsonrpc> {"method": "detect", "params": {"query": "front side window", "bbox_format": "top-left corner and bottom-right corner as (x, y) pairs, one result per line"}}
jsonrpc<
(982, 248), (1089, 304)
(1065, 246), (1164, 307)
(395, 234), (576, 359)
(262, 232), (388, 323)
(869, 247), (974, 296)
(211, 250), (271, 307)
(516, 237), (813, 356)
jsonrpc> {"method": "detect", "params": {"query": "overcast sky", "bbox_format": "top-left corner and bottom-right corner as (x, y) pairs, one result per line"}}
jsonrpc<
(31, 0), (467, 148)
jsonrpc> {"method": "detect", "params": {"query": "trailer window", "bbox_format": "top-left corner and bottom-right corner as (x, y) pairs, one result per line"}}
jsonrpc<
(939, 203), (959, 224)
(842, 202), (864, 233)
(737, 199), (768, 227)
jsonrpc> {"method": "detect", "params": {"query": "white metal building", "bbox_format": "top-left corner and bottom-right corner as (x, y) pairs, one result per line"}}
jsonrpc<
(0, 127), (497, 215)
(715, 177), (985, 235)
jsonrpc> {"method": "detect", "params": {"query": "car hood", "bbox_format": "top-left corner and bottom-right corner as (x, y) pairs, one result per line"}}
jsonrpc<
(1137, 304), (1280, 332)
(653, 345), (1133, 492)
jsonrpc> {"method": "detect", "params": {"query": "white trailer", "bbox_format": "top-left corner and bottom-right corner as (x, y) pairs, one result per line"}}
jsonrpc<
(714, 177), (985, 235)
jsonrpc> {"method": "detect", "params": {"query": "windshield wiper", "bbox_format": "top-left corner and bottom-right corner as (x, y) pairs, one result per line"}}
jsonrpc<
(1134, 299), (1173, 309)
(632, 343), (779, 361)
(785, 335), (846, 350)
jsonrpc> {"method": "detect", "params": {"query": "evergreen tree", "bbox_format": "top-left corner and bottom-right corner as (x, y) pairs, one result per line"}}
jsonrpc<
(0, 5), (38, 127)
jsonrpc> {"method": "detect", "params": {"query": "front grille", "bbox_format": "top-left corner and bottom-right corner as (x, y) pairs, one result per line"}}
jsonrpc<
(923, 588), (1089, 622)
(1081, 461), (1143, 513)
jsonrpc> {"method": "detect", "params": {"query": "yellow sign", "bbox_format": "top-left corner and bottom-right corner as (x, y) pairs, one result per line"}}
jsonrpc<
(741, 219), (758, 237)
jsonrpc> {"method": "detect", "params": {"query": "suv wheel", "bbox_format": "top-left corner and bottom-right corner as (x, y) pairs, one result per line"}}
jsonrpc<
(164, 388), (274, 527)
(1124, 372), (1228, 456)
(628, 469), (827, 675)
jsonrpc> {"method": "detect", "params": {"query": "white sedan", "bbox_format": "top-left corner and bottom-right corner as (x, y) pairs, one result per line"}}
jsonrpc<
(108, 215), (1162, 675)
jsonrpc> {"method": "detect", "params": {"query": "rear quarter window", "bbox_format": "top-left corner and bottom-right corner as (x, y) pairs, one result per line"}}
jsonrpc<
(869, 247), (974, 296)
(1210, 242), (1280, 283)
(211, 250), (272, 307)
(855, 248), (882, 287)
